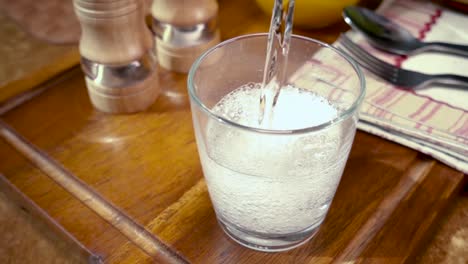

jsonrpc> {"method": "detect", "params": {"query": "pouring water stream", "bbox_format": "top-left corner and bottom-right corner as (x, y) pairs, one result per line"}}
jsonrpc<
(258, 0), (295, 127)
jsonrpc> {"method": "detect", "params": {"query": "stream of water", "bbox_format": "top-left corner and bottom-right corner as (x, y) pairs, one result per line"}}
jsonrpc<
(258, 0), (296, 127)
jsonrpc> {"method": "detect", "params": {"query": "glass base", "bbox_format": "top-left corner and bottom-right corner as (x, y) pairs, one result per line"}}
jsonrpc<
(218, 218), (321, 252)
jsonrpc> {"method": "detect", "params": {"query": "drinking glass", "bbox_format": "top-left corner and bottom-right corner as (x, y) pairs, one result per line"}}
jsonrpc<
(188, 33), (365, 252)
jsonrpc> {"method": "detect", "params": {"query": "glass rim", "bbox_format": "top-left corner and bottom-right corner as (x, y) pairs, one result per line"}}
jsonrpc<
(187, 33), (366, 135)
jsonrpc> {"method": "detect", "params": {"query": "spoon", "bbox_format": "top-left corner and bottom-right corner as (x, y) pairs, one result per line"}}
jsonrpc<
(342, 6), (468, 57)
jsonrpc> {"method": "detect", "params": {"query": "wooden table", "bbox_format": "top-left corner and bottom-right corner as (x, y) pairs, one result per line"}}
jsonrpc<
(0, 0), (465, 263)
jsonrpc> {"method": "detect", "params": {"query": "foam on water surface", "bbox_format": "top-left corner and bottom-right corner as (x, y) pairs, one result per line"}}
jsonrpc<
(213, 83), (338, 130)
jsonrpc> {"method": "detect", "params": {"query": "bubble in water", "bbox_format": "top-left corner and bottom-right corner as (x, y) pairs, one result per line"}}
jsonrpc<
(319, 202), (330, 211)
(202, 83), (349, 234)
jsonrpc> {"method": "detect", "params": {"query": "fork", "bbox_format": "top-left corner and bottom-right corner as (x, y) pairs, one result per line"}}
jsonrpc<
(338, 34), (468, 90)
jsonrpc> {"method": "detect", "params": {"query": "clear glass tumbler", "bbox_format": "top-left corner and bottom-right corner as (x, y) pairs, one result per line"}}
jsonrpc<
(188, 33), (365, 252)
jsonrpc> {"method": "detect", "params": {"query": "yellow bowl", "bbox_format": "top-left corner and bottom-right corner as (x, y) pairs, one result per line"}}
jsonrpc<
(255, 0), (359, 29)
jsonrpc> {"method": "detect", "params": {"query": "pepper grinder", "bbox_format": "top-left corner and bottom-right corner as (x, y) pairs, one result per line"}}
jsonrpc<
(73, 0), (159, 114)
(151, 0), (221, 73)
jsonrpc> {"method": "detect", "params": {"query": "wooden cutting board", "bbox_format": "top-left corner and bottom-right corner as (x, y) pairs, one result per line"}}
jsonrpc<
(0, 0), (465, 263)
(0, 0), (80, 44)
(0, 11), (79, 103)
(0, 66), (464, 263)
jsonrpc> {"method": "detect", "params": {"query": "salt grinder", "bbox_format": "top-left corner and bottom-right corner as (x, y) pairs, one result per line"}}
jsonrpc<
(151, 0), (221, 73)
(73, 0), (159, 114)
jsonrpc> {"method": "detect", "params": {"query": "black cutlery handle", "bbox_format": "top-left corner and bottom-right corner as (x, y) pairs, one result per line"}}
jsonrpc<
(427, 42), (468, 57)
(432, 74), (468, 89)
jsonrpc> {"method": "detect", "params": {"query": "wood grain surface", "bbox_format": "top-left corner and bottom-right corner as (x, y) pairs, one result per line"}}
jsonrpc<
(0, 0), (80, 44)
(0, 174), (92, 264)
(0, 0), (465, 263)
(0, 11), (79, 103)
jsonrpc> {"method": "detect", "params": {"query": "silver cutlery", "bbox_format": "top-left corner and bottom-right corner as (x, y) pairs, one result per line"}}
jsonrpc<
(338, 34), (468, 89)
(342, 6), (468, 57)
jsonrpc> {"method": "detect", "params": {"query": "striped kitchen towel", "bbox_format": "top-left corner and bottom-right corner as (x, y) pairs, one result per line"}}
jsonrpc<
(292, 0), (468, 173)
(352, 0), (468, 173)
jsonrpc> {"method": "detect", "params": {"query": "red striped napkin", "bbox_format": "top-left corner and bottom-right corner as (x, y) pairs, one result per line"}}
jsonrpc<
(354, 0), (468, 173)
(293, 0), (468, 173)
